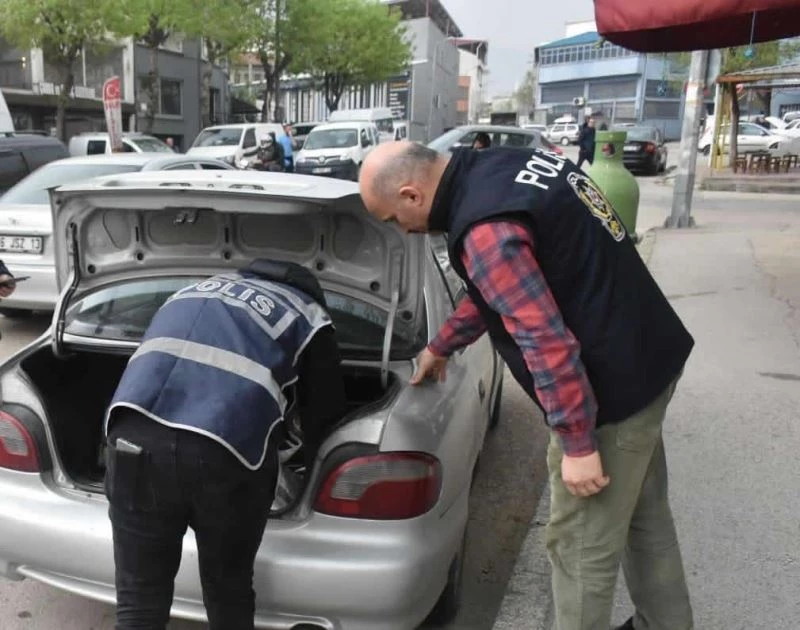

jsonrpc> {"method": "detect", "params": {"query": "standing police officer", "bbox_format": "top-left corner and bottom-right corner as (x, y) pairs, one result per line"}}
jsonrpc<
(104, 259), (347, 630)
(359, 142), (694, 630)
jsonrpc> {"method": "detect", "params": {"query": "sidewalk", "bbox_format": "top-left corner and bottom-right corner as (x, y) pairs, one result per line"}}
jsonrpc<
(492, 212), (800, 629)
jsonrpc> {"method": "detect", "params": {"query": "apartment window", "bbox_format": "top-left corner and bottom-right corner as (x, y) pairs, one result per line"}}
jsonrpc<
(160, 79), (182, 116)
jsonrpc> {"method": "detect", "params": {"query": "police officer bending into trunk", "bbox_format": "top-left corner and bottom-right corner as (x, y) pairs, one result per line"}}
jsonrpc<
(104, 259), (347, 630)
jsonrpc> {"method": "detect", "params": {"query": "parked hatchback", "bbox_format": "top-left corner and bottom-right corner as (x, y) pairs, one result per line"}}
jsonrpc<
(68, 132), (174, 156)
(0, 154), (233, 316)
(620, 126), (668, 175)
(547, 123), (580, 145)
(0, 169), (503, 630)
(294, 121), (377, 180)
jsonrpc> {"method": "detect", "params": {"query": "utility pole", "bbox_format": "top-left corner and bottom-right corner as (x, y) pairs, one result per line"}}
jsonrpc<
(667, 50), (711, 228)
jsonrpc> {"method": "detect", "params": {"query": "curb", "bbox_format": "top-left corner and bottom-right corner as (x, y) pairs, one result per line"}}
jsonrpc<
(490, 231), (657, 630)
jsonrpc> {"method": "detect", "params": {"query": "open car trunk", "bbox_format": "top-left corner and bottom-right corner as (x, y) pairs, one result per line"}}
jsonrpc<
(20, 346), (397, 507)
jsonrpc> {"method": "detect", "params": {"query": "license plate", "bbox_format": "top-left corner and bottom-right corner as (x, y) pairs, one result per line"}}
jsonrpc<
(0, 235), (43, 254)
(312, 167), (333, 174)
(623, 145), (640, 152)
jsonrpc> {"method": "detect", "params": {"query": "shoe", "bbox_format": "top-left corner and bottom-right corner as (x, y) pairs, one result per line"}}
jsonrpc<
(613, 619), (634, 630)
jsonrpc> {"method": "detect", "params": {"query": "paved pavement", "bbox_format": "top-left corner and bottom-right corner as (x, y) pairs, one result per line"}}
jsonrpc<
(494, 190), (800, 629)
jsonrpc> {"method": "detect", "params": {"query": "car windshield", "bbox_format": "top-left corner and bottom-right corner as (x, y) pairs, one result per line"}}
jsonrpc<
(132, 137), (174, 153)
(303, 129), (358, 150)
(625, 128), (656, 142)
(192, 128), (242, 148)
(63, 277), (425, 358)
(427, 128), (470, 153)
(0, 163), (143, 206)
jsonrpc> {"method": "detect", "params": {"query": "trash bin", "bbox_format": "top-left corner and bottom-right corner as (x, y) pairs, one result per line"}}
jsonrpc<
(587, 130), (640, 240)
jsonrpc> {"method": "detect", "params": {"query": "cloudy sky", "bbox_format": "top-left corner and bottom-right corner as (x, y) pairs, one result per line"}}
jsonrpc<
(442, 0), (596, 97)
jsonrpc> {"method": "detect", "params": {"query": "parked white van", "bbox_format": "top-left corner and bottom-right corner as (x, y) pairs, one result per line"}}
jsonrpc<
(187, 123), (286, 167)
(294, 121), (377, 181)
(328, 108), (395, 143)
(68, 132), (174, 156)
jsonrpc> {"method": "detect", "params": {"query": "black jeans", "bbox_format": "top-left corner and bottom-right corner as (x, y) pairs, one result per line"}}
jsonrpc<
(576, 150), (594, 168)
(105, 409), (278, 630)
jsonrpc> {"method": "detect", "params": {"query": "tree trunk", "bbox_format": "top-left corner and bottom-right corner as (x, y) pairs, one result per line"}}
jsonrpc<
(260, 59), (272, 122)
(56, 66), (76, 142)
(324, 73), (345, 113)
(730, 89), (740, 168)
(202, 58), (214, 128)
(141, 42), (160, 134)
(273, 0), (282, 123)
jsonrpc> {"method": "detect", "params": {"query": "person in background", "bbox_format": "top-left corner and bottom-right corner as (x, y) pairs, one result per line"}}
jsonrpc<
(577, 117), (596, 169)
(472, 132), (491, 150)
(165, 137), (176, 152)
(280, 125), (294, 172)
(0, 260), (15, 300)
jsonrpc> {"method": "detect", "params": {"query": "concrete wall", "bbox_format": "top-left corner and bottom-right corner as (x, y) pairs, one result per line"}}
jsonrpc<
(133, 39), (229, 151)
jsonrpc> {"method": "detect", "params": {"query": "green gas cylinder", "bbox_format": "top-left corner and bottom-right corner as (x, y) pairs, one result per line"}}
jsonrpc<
(586, 130), (640, 240)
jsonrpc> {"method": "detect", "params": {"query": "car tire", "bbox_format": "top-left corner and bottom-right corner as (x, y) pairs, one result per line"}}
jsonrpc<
(426, 528), (467, 626)
(488, 376), (504, 431)
(702, 145), (710, 156)
(561, 137), (570, 146)
(0, 308), (34, 318)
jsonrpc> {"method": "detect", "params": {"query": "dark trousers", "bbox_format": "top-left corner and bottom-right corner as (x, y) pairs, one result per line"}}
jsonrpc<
(576, 149), (594, 169)
(105, 409), (278, 630)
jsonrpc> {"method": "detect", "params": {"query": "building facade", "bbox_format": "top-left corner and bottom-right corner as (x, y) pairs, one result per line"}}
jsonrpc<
(230, 0), (463, 142)
(0, 36), (229, 151)
(454, 39), (488, 126)
(534, 30), (690, 139)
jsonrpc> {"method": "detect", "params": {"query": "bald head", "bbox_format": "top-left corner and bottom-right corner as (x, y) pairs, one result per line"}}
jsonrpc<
(359, 141), (449, 233)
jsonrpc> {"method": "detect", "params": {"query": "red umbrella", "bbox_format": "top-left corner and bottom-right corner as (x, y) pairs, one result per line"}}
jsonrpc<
(594, 0), (800, 52)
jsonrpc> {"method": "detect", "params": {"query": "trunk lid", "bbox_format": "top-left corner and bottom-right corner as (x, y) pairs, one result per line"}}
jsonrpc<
(48, 170), (425, 380)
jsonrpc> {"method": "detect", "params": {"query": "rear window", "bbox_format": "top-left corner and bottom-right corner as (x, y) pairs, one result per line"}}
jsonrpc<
(63, 277), (425, 358)
(625, 128), (657, 142)
(86, 140), (106, 155)
(0, 163), (143, 206)
(131, 137), (173, 153)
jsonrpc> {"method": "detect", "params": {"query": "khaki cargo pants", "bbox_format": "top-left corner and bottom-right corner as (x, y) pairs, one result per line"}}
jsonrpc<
(546, 379), (694, 630)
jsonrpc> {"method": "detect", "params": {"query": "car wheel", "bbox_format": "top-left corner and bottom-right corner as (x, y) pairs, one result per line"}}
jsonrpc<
(561, 137), (570, 146)
(426, 528), (467, 626)
(702, 145), (710, 156)
(488, 376), (504, 431)
(0, 308), (34, 318)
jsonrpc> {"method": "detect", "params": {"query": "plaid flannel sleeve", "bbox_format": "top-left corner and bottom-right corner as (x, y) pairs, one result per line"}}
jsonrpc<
(428, 294), (487, 357)
(461, 222), (599, 456)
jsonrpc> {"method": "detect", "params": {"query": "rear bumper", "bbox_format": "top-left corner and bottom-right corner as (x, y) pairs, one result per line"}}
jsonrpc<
(623, 153), (658, 171)
(0, 263), (57, 311)
(0, 469), (468, 630)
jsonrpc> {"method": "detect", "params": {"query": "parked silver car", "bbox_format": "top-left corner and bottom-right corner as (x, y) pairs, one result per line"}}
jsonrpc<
(0, 153), (234, 316)
(547, 122), (581, 146)
(0, 170), (503, 629)
(428, 124), (563, 154)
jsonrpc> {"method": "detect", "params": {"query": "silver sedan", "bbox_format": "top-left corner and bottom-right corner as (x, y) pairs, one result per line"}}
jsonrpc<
(0, 170), (503, 629)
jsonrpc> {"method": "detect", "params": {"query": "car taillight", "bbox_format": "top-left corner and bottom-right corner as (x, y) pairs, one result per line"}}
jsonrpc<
(0, 410), (39, 472)
(645, 142), (656, 153)
(315, 452), (441, 520)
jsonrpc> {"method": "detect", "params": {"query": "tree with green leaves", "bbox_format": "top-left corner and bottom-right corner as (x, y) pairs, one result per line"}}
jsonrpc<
(114, 1), (197, 133)
(514, 70), (536, 115)
(186, 0), (261, 128)
(289, 0), (410, 113)
(0, 0), (122, 141)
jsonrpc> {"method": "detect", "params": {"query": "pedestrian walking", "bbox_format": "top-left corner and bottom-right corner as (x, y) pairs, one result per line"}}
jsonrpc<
(577, 116), (596, 169)
(359, 141), (695, 630)
(104, 259), (347, 630)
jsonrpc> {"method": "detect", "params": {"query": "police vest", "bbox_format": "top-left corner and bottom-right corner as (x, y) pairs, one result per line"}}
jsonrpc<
(107, 272), (332, 469)
(428, 147), (694, 427)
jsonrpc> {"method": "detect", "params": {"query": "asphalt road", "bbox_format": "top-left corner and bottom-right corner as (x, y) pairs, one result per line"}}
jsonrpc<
(2, 149), (799, 630)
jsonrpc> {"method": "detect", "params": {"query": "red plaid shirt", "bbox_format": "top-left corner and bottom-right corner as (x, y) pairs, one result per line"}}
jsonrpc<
(429, 222), (599, 456)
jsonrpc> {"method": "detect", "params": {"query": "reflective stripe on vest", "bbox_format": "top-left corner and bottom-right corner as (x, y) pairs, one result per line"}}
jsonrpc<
(108, 273), (332, 469)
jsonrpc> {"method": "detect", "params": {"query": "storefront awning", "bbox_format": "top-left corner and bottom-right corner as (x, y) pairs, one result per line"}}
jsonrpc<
(594, 0), (800, 52)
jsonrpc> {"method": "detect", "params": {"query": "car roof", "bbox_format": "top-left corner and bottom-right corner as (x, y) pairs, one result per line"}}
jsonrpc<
(311, 121), (373, 131)
(44, 153), (229, 169)
(72, 132), (155, 139)
(453, 125), (538, 135)
(0, 134), (66, 148)
(204, 123), (282, 130)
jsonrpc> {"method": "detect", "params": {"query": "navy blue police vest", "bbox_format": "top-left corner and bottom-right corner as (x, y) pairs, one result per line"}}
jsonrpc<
(429, 147), (694, 427)
(106, 272), (332, 469)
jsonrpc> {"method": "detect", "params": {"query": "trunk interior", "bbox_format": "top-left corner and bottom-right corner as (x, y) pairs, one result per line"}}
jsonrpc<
(20, 347), (396, 495)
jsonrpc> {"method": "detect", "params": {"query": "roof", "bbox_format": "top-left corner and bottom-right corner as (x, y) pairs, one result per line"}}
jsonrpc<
(538, 31), (602, 50)
(48, 154), (226, 168)
(453, 38), (489, 62)
(382, 0), (463, 37)
(450, 124), (539, 135)
(716, 63), (800, 87)
(308, 121), (375, 131)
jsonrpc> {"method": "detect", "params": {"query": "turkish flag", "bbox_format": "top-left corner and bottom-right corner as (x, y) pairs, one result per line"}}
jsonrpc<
(594, 0), (800, 52)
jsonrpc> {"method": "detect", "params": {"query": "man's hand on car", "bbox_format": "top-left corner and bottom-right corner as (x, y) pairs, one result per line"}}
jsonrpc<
(561, 451), (610, 497)
(0, 275), (15, 299)
(410, 347), (449, 385)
